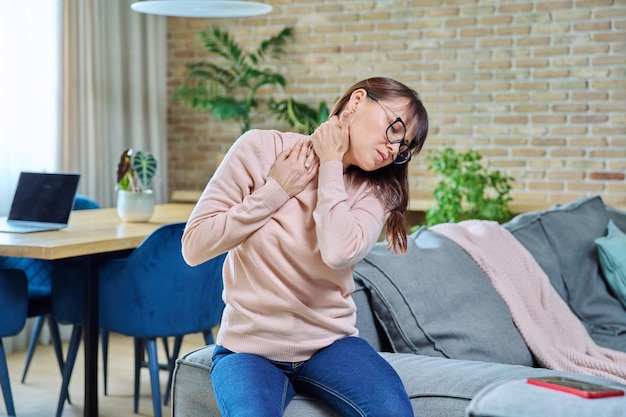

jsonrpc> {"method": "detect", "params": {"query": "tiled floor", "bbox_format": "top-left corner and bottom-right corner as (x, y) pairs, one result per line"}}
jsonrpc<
(4, 331), (208, 417)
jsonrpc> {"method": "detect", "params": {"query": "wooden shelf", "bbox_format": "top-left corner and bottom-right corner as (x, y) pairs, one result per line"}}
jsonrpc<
(172, 189), (625, 216)
(409, 199), (552, 214)
(171, 190), (202, 203)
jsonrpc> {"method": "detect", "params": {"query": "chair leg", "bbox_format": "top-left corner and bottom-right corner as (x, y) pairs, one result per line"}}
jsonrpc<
(145, 338), (163, 417)
(161, 337), (171, 362)
(47, 315), (66, 372)
(163, 335), (184, 405)
(163, 331), (215, 406)
(203, 329), (215, 345)
(55, 325), (82, 417)
(47, 315), (71, 404)
(0, 340), (16, 417)
(20, 315), (45, 383)
(101, 330), (109, 396)
(133, 338), (143, 414)
(21, 314), (66, 385)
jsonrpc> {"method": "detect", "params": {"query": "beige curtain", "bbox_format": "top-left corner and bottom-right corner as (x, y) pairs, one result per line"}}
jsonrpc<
(61, 0), (167, 208)
(3, 0), (167, 353)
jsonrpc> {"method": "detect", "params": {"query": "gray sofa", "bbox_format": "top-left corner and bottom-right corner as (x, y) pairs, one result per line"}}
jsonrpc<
(171, 196), (626, 417)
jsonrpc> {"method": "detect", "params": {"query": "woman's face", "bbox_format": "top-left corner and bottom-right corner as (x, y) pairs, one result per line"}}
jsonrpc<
(343, 90), (411, 172)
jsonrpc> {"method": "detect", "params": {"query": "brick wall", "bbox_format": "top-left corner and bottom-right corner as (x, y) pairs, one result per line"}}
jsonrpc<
(167, 0), (626, 209)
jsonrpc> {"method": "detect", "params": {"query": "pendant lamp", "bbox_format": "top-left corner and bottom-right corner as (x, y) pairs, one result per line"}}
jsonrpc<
(130, 0), (272, 18)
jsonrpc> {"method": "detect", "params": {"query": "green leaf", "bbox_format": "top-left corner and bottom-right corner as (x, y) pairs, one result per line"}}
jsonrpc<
(116, 148), (134, 191)
(267, 97), (329, 134)
(425, 147), (514, 226)
(132, 151), (158, 190)
(173, 25), (294, 133)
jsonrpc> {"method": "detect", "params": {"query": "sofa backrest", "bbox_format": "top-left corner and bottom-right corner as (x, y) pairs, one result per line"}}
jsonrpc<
(504, 196), (626, 352)
(353, 196), (626, 362)
(353, 227), (535, 366)
(353, 281), (391, 352)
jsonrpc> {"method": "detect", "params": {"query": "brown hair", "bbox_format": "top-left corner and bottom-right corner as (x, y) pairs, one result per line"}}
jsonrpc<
(330, 77), (429, 253)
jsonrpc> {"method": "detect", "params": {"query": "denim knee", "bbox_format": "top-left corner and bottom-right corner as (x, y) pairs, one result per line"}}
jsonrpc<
(210, 345), (296, 417)
(295, 337), (413, 417)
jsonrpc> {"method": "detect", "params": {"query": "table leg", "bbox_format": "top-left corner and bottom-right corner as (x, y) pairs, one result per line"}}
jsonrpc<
(83, 257), (99, 416)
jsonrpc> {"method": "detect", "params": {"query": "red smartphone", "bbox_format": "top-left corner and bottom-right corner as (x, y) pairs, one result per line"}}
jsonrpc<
(527, 376), (625, 399)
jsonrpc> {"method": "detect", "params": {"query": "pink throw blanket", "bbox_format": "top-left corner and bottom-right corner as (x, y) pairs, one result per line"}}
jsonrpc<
(432, 220), (626, 385)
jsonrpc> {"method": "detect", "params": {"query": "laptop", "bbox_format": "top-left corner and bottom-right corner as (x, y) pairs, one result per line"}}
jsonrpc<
(0, 172), (80, 233)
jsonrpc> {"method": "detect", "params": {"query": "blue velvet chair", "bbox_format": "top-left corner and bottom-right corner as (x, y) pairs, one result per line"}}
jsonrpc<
(0, 269), (29, 417)
(0, 256), (62, 385)
(0, 194), (100, 386)
(53, 222), (226, 417)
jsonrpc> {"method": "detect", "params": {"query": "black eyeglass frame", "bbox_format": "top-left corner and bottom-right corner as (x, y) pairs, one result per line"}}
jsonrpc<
(368, 95), (412, 165)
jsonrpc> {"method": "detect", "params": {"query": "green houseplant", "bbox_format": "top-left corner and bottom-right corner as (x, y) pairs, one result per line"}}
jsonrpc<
(173, 25), (294, 133)
(268, 97), (329, 134)
(424, 147), (514, 226)
(116, 148), (158, 222)
(116, 148), (158, 192)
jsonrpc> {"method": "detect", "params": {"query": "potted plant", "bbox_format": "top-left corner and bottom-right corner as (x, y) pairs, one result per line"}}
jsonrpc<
(424, 147), (515, 226)
(116, 148), (158, 222)
(172, 25), (294, 133)
(268, 97), (329, 134)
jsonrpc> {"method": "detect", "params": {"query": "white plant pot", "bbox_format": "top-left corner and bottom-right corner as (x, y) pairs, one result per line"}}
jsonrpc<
(116, 190), (155, 222)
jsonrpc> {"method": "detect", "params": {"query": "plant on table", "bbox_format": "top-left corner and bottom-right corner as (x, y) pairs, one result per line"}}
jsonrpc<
(116, 148), (158, 222)
(116, 148), (158, 192)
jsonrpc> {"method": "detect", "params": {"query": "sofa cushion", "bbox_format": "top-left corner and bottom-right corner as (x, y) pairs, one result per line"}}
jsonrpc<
(389, 354), (626, 417)
(596, 220), (626, 308)
(172, 345), (625, 417)
(354, 228), (534, 366)
(504, 196), (626, 352)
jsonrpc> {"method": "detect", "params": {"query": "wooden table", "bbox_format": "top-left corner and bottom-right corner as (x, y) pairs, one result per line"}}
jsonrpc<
(0, 204), (194, 417)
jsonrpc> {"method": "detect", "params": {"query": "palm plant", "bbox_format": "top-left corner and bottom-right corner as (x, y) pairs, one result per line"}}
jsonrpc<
(268, 97), (329, 134)
(173, 26), (294, 133)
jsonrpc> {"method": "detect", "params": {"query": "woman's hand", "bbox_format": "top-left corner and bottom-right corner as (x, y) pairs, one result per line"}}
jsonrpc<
(311, 111), (350, 164)
(268, 139), (318, 198)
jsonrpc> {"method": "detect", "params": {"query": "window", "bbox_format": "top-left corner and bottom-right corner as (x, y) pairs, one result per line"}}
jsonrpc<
(0, 0), (61, 215)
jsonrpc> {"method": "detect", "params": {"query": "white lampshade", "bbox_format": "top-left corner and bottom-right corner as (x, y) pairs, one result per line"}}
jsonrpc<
(130, 0), (272, 18)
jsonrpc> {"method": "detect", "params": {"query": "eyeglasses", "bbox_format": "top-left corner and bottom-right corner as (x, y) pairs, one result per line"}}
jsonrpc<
(368, 96), (412, 164)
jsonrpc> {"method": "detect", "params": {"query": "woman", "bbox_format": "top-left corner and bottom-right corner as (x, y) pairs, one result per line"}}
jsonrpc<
(182, 77), (429, 417)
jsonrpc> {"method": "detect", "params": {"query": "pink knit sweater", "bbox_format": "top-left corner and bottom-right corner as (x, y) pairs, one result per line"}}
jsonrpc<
(182, 129), (387, 362)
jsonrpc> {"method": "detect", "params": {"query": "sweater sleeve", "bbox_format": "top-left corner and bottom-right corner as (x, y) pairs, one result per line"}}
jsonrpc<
(181, 130), (290, 266)
(313, 161), (387, 269)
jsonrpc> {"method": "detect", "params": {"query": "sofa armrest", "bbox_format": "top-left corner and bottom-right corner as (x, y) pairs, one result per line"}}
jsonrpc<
(467, 379), (626, 417)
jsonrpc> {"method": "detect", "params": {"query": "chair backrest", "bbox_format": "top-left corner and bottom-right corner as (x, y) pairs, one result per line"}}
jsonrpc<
(73, 194), (100, 210)
(98, 222), (226, 339)
(0, 256), (51, 296)
(0, 269), (28, 337)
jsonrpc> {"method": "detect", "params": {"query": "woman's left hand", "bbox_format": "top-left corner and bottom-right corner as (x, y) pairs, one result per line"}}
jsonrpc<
(311, 111), (350, 164)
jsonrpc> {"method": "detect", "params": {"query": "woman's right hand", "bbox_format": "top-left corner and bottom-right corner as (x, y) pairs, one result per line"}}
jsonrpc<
(268, 139), (318, 198)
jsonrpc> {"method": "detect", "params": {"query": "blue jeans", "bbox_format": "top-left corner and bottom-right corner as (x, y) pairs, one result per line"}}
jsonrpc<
(211, 336), (414, 417)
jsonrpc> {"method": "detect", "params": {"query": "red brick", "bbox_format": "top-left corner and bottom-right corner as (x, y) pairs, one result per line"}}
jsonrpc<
(589, 172), (626, 181)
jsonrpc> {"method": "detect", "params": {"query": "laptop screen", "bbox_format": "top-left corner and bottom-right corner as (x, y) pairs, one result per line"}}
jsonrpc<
(8, 172), (80, 224)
